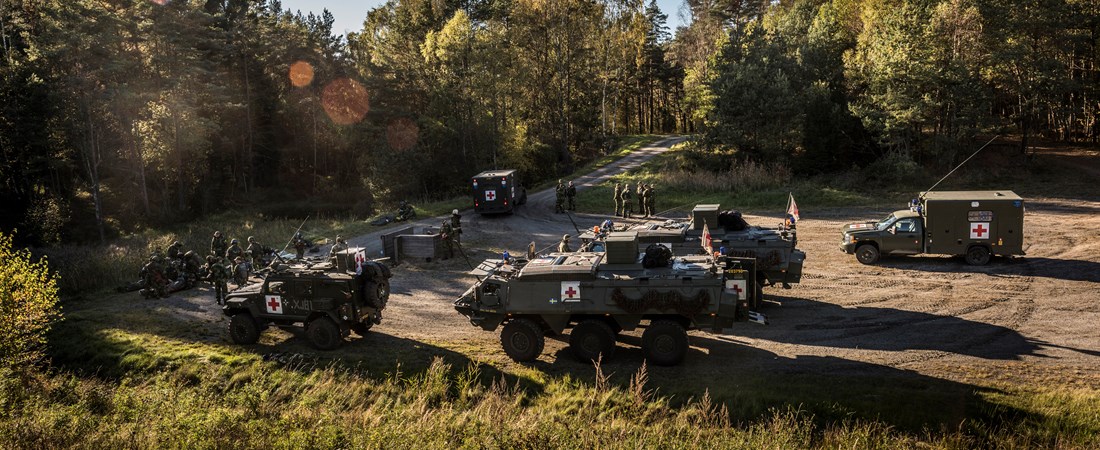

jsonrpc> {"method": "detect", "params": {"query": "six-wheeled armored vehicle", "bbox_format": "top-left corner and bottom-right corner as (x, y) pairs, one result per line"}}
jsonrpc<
(840, 191), (1025, 265)
(579, 203), (805, 307)
(222, 248), (392, 350)
(454, 231), (766, 366)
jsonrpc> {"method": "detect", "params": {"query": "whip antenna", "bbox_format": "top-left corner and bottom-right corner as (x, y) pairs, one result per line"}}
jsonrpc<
(921, 135), (999, 200)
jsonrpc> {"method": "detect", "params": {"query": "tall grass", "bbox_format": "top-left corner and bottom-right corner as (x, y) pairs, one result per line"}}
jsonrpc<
(651, 160), (792, 193)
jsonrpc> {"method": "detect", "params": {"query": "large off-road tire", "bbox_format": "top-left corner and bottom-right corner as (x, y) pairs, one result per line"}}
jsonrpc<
(228, 312), (260, 345)
(855, 244), (880, 265)
(500, 319), (544, 362)
(642, 320), (689, 366)
(965, 245), (991, 266)
(306, 317), (343, 350)
(569, 320), (617, 362)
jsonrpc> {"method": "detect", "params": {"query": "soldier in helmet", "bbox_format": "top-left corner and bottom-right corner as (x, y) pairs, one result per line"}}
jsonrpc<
(644, 184), (656, 217)
(246, 236), (265, 268)
(183, 250), (204, 283)
(450, 209), (462, 243)
(166, 241), (184, 261)
(210, 231), (227, 257)
(620, 183), (633, 218)
(140, 255), (168, 299)
(330, 235), (348, 256)
(439, 219), (455, 260)
(293, 231), (308, 259)
(613, 182), (623, 217)
(232, 256), (251, 287)
(557, 234), (572, 253)
(636, 183), (645, 216)
(396, 200), (415, 221)
(565, 180), (577, 211)
(225, 238), (243, 262)
(204, 255), (229, 305)
(554, 179), (566, 213)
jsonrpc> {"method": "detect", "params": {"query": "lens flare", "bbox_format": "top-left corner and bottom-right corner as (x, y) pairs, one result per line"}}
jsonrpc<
(149, 0), (168, 5)
(386, 117), (419, 151)
(321, 78), (370, 125)
(289, 61), (315, 88)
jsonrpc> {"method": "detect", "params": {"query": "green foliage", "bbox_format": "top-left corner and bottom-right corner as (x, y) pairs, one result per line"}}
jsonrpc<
(0, 232), (61, 371)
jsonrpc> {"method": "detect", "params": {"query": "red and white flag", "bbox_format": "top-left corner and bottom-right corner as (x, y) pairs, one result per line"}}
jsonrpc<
(702, 222), (714, 255)
(786, 193), (800, 221)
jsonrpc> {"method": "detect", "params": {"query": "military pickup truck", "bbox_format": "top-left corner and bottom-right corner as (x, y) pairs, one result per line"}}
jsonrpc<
(578, 203), (805, 307)
(454, 231), (765, 366)
(840, 190), (1025, 265)
(222, 248), (392, 350)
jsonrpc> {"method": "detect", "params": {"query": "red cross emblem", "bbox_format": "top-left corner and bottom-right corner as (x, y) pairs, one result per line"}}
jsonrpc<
(730, 284), (743, 296)
(564, 286), (578, 298)
(725, 280), (746, 300)
(485, 190), (496, 201)
(265, 295), (282, 314)
(561, 282), (580, 301)
(970, 222), (990, 240)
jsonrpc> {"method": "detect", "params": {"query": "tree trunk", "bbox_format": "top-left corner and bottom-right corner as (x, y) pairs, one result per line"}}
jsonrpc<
(83, 109), (106, 244)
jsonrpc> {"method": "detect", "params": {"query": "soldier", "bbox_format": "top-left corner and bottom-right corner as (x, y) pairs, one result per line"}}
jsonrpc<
(396, 200), (414, 221)
(636, 183), (645, 215)
(527, 241), (537, 260)
(645, 184), (656, 217)
(225, 238), (243, 262)
(566, 180), (577, 211)
(232, 257), (250, 287)
(620, 183), (633, 218)
(183, 251), (204, 282)
(450, 209), (462, 243)
(439, 220), (455, 260)
(613, 182), (623, 217)
(246, 236), (265, 267)
(330, 235), (348, 256)
(210, 231), (227, 257)
(557, 234), (572, 253)
(205, 255), (229, 305)
(554, 179), (566, 213)
(140, 255), (168, 299)
(166, 241), (184, 261)
(293, 232), (308, 259)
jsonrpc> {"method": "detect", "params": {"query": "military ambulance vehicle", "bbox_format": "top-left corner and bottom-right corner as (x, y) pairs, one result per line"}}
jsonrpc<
(471, 169), (527, 214)
(840, 190), (1025, 265)
(222, 248), (392, 350)
(454, 231), (765, 366)
(578, 203), (805, 307)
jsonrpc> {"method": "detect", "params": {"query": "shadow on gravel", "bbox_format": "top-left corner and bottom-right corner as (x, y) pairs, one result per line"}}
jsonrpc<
(743, 294), (1047, 360)
(876, 254), (1100, 283)
(533, 334), (1027, 433)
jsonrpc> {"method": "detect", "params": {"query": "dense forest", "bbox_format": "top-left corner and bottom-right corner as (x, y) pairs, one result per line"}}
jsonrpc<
(1, 0), (1096, 245)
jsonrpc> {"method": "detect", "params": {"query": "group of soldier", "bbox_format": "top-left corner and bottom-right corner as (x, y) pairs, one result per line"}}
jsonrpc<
(554, 180), (577, 213)
(612, 182), (656, 218)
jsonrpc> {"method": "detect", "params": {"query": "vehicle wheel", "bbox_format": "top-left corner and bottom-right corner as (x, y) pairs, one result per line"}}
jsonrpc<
(228, 312), (260, 345)
(642, 320), (688, 366)
(351, 321), (373, 336)
(855, 244), (880, 265)
(306, 317), (343, 350)
(500, 319), (544, 362)
(569, 320), (617, 362)
(965, 246), (991, 266)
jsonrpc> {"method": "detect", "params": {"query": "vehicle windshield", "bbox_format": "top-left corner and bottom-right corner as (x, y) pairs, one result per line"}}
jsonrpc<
(875, 214), (896, 231)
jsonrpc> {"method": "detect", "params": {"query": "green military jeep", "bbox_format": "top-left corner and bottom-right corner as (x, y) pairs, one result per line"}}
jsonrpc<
(222, 249), (391, 350)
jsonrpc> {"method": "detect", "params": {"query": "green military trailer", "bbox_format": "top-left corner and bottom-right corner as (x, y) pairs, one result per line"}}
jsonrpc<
(453, 231), (765, 366)
(840, 190), (1025, 265)
(578, 203), (805, 308)
(222, 248), (392, 350)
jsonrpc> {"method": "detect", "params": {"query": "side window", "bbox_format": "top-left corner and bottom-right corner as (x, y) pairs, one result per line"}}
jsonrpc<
(294, 282), (313, 296)
(895, 219), (916, 233)
(266, 281), (285, 295)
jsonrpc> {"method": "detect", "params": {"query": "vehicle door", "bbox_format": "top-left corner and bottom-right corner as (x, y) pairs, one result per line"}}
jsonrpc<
(881, 218), (922, 255)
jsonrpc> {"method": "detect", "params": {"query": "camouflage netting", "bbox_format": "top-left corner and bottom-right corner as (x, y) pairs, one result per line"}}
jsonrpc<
(612, 288), (711, 316)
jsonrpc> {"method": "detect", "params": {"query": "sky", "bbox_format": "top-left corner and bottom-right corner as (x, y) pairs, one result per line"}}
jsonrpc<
(280, 0), (690, 37)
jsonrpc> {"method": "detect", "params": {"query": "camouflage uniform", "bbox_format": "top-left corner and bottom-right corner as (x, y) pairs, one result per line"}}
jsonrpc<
(554, 180), (565, 213)
(166, 241), (183, 261)
(620, 184), (633, 218)
(140, 256), (168, 299)
(205, 256), (229, 305)
(233, 257), (250, 287)
(644, 184), (656, 217)
(439, 220), (455, 260)
(450, 210), (462, 243)
(210, 231), (227, 257)
(225, 239), (243, 262)
(246, 237), (265, 268)
(613, 183), (623, 217)
(293, 232), (308, 259)
(565, 181), (577, 211)
(636, 184), (645, 215)
(557, 234), (572, 253)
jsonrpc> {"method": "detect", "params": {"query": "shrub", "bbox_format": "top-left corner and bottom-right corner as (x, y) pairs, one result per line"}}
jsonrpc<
(0, 231), (62, 371)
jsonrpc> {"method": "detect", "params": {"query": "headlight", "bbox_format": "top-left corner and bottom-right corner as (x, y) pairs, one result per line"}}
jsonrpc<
(843, 234), (851, 244)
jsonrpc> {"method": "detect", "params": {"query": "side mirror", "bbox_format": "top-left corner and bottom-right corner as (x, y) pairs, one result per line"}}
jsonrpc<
(888, 228), (896, 235)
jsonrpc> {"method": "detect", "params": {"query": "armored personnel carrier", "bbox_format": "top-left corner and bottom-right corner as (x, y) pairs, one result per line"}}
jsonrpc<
(454, 231), (765, 366)
(222, 248), (392, 350)
(578, 204), (805, 307)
